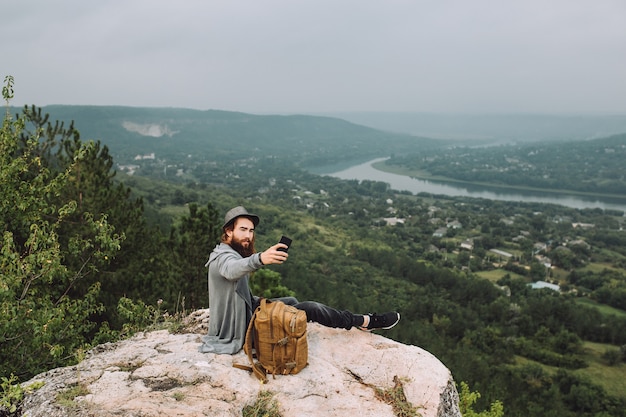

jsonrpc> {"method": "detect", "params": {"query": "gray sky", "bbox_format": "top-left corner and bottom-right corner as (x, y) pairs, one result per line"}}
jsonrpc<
(3, 0), (625, 114)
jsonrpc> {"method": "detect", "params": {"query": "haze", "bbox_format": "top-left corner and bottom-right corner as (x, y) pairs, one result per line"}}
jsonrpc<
(3, 0), (625, 115)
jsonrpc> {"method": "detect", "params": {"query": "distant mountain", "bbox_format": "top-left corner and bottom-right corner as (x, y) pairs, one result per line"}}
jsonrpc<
(321, 112), (626, 143)
(16, 105), (448, 168)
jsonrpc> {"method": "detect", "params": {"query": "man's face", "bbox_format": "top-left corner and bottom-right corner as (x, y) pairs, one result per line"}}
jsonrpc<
(227, 217), (255, 257)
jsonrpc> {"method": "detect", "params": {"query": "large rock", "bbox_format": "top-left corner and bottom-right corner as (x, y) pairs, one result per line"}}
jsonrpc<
(20, 310), (461, 417)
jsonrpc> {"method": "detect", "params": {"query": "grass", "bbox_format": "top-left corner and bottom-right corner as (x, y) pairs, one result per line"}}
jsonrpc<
(242, 390), (282, 417)
(574, 298), (626, 318)
(56, 383), (90, 408)
(513, 340), (626, 400)
(475, 269), (526, 283)
(374, 376), (422, 417)
(577, 341), (626, 399)
(580, 261), (624, 274)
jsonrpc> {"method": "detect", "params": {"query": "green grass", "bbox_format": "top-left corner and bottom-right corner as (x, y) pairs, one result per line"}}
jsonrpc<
(513, 345), (626, 400)
(577, 341), (626, 399)
(575, 298), (626, 318)
(580, 262), (624, 274)
(475, 269), (526, 283)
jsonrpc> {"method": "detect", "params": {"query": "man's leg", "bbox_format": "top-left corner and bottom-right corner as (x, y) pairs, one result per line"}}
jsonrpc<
(292, 301), (361, 330)
(275, 297), (400, 331)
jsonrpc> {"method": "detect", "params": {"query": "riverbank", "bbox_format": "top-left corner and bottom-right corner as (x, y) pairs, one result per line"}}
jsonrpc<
(372, 160), (626, 203)
(322, 158), (626, 212)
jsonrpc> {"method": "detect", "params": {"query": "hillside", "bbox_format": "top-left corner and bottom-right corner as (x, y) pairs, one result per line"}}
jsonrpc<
(384, 133), (626, 197)
(16, 105), (446, 169)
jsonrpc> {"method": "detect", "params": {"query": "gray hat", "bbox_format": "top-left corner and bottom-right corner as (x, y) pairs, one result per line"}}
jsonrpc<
(222, 206), (260, 229)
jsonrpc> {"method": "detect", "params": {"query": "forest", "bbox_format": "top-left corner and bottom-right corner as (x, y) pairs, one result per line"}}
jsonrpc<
(2, 82), (626, 416)
(384, 134), (626, 196)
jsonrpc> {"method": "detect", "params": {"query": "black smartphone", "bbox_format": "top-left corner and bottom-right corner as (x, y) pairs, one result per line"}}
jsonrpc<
(277, 235), (292, 252)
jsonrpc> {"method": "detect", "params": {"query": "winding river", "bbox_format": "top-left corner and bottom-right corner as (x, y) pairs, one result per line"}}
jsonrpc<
(325, 158), (626, 212)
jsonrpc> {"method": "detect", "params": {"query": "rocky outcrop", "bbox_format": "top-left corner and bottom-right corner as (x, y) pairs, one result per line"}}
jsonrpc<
(19, 310), (460, 417)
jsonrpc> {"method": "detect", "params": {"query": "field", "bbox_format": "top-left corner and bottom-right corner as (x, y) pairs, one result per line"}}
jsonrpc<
(575, 298), (626, 319)
(577, 341), (626, 399)
(476, 269), (527, 283)
(514, 341), (626, 400)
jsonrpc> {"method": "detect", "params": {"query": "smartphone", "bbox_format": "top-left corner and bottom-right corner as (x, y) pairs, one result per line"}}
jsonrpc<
(277, 235), (292, 252)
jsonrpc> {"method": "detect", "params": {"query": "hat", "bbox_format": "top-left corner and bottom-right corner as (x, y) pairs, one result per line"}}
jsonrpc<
(222, 206), (260, 229)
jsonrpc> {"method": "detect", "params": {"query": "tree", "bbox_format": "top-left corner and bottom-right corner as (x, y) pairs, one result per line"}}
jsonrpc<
(250, 269), (296, 299)
(458, 381), (504, 417)
(1, 77), (123, 380)
(168, 202), (221, 309)
(17, 105), (163, 329)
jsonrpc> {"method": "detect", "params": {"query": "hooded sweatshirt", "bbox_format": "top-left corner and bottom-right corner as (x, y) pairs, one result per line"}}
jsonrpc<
(199, 243), (264, 354)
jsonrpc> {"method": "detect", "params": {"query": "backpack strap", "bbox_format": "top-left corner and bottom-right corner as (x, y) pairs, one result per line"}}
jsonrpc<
(233, 300), (268, 383)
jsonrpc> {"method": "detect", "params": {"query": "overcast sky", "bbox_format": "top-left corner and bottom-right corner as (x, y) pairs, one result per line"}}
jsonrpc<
(3, 0), (625, 114)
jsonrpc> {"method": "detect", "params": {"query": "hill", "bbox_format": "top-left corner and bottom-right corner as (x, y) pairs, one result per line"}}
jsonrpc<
(383, 133), (626, 197)
(323, 112), (626, 143)
(17, 105), (447, 169)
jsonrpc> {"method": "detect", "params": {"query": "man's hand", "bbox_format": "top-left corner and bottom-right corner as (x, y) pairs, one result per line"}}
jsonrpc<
(260, 243), (289, 265)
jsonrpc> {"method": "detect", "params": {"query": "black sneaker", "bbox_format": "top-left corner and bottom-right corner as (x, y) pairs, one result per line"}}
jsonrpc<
(359, 312), (400, 331)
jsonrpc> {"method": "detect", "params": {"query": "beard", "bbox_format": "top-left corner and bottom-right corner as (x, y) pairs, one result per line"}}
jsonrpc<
(230, 236), (255, 258)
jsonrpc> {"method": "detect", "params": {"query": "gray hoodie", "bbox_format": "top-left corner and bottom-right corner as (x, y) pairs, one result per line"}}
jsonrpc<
(199, 243), (264, 354)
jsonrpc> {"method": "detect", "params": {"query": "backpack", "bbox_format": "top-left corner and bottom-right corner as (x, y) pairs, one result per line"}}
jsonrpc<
(234, 298), (308, 383)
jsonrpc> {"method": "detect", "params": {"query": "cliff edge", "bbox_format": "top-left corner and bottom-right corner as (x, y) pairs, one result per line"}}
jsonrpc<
(19, 309), (461, 417)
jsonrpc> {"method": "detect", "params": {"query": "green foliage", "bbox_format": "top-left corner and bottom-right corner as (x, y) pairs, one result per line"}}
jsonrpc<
(458, 381), (504, 417)
(602, 349), (622, 366)
(0, 374), (44, 416)
(0, 374), (22, 415)
(2, 89), (626, 417)
(1, 85), (124, 380)
(387, 134), (626, 196)
(55, 383), (89, 408)
(167, 202), (221, 309)
(250, 269), (296, 299)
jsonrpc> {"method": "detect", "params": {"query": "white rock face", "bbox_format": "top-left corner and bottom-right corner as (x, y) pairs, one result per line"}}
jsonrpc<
(121, 121), (178, 137)
(20, 310), (461, 417)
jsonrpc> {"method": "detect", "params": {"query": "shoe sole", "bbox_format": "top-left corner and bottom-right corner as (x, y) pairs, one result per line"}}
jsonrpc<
(358, 313), (400, 332)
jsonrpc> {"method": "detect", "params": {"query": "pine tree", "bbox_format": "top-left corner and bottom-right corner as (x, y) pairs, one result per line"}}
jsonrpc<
(1, 78), (123, 380)
(168, 202), (221, 309)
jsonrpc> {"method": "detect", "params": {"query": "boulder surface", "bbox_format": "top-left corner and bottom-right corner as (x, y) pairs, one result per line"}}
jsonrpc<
(20, 309), (461, 417)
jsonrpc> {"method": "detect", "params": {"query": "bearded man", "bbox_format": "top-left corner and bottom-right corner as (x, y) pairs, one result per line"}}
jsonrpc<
(199, 206), (400, 354)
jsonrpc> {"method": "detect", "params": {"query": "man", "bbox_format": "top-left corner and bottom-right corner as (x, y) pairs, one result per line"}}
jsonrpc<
(199, 206), (400, 354)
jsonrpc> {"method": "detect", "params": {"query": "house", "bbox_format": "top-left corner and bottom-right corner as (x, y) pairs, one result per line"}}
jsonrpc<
(460, 239), (474, 251)
(572, 222), (595, 229)
(530, 281), (560, 292)
(568, 239), (591, 250)
(535, 255), (552, 268)
(433, 227), (448, 238)
(533, 242), (547, 254)
(447, 220), (462, 229)
(489, 249), (513, 258)
(134, 153), (155, 160)
(384, 217), (405, 226)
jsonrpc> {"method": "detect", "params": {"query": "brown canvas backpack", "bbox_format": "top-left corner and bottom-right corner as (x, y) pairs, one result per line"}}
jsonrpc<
(235, 298), (308, 383)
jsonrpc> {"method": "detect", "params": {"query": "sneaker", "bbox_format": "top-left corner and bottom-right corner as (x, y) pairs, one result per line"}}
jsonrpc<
(359, 312), (400, 331)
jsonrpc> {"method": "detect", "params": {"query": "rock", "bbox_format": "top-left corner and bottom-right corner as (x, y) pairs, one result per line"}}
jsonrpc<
(19, 310), (461, 417)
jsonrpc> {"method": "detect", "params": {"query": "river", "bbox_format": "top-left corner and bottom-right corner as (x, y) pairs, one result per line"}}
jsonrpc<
(325, 158), (626, 212)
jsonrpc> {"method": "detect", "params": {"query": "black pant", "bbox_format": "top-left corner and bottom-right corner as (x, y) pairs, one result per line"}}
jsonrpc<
(254, 296), (359, 330)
